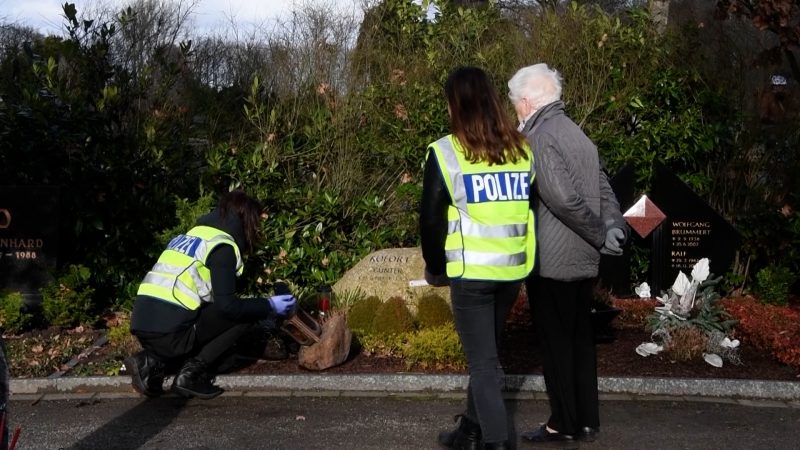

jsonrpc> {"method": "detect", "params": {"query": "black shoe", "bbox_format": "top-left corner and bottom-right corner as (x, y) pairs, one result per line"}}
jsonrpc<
(125, 351), (165, 397)
(484, 441), (510, 449)
(520, 425), (578, 449)
(172, 358), (224, 400)
(438, 414), (482, 449)
(577, 426), (598, 442)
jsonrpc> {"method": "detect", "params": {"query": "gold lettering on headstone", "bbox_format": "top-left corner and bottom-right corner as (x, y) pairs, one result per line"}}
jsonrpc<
(669, 221), (712, 270)
(0, 208), (10, 229)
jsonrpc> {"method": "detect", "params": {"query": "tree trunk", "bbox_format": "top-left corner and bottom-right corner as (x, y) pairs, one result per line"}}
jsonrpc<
(650, 0), (670, 33)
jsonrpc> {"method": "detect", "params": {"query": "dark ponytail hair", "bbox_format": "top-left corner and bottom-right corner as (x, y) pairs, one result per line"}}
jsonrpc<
(217, 190), (263, 253)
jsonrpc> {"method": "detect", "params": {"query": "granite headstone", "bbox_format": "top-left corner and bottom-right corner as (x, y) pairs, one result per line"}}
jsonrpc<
(649, 163), (741, 293)
(0, 186), (59, 305)
(598, 164), (636, 296)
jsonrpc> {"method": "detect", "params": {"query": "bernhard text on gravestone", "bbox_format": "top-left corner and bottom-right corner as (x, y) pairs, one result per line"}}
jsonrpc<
(0, 186), (59, 305)
(649, 163), (740, 293)
(333, 247), (450, 311)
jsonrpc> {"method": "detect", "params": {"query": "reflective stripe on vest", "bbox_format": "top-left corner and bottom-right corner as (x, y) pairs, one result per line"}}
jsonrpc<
(429, 135), (536, 281)
(137, 225), (244, 310)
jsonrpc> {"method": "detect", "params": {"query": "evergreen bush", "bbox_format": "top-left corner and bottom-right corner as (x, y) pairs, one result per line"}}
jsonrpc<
(347, 295), (382, 335)
(754, 265), (795, 306)
(106, 315), (140, 356)
(0, 292), (34, 334)
(41, 265), (97, 328)
(415, 293), (452, 329)
(1, 1), (790, 316)
(402, 323), (465, 370)
(372, 296), (415, 336)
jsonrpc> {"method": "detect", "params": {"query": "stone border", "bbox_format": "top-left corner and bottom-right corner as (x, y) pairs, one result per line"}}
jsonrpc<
(10, 374), (800, 402)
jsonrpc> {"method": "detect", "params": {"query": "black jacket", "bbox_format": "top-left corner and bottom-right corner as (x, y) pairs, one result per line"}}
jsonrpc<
(419, 152), (450, 278)
(131, 209), (273, 333)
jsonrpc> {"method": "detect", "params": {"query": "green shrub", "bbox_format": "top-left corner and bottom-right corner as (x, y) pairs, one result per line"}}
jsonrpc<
(106, 316), (140, 356)
(402, 324), (466, 370)
(372, 296), (415, 336)
(356, 332), (407, 358)
(0, 292), (34, 334)
(415, 293), (452, 329)
(754, 266), (796, 306)
(347, 295), (382, 335)
(40, 265), (97, 327)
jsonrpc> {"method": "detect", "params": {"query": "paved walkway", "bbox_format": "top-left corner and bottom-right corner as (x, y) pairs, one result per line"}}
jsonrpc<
(8, 394), (800, 449)
(8, 372), (800, 449)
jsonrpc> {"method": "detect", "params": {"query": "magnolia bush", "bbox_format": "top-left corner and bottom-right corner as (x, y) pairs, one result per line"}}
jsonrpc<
(636, 258), (740, 367)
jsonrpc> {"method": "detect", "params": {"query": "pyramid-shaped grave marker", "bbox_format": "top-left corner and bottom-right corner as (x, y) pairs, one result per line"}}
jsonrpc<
(623, 195), (666, 238)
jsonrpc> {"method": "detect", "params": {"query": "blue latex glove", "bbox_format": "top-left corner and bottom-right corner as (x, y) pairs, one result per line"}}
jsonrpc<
(600, 228), (625, 255)
(268, 294), (297, 316)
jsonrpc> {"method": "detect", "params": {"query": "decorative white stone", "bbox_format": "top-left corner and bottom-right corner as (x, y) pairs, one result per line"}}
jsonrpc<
(635, 282), (651, 298)
(635, 342), (663, 357)
(721, 337), (740, 349)
(703, 353), (723, 368)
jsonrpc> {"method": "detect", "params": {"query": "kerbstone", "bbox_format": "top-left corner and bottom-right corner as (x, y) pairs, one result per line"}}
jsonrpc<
(9, 374), (800, 402)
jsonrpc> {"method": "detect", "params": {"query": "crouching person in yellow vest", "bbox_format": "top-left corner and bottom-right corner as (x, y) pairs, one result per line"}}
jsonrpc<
(420, 66), (536, 450)
(126, 190), (296, 400)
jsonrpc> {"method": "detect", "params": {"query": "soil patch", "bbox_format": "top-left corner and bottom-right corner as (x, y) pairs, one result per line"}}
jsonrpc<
(228, 324), (800, 381)
(7, 320), (798, 382)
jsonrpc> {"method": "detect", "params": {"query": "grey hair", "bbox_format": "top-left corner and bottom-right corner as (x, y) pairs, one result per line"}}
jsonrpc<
(507, 63), (563, 109)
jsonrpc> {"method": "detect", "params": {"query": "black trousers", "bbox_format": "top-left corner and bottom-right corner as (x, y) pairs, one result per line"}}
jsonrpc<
(451, 279), (521, 444)
(527, 276), (599, 435)
(133, 301), (251, 369)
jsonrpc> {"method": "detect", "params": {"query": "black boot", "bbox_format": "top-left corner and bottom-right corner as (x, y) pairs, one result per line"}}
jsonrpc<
(125, 351), (165, 397)
(438, 414), (482, 450)
(172, 358), (224, 400)
(483, 442), (510, 450)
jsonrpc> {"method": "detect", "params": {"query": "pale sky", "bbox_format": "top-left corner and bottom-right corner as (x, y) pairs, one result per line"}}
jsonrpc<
(0, 0), (366, 35)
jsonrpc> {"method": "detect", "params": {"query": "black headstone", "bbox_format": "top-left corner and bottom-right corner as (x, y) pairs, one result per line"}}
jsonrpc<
(599, 164), (635, 296)
(649, 163), (740, 293)
(0, 186), (59, 305)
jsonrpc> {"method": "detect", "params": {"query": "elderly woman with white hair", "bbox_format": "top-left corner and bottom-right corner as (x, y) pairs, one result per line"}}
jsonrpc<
(507, 64), (628, 448)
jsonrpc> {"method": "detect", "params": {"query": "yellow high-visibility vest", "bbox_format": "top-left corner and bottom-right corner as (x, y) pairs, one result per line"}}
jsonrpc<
(428, 135), (536, 281)
(137, 225), (244, 310)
